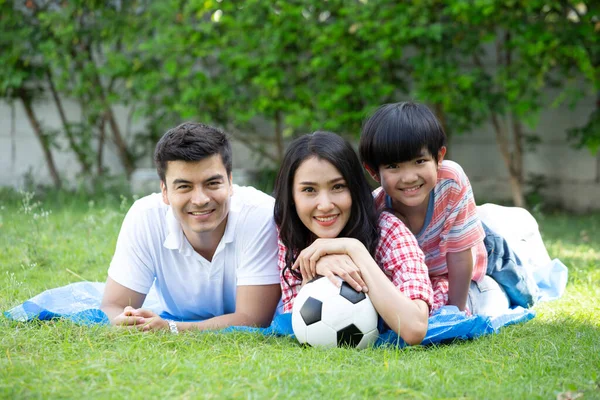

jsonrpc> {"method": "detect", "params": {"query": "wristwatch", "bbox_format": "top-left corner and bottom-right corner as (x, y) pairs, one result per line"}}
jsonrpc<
(166, 320), (179, 335)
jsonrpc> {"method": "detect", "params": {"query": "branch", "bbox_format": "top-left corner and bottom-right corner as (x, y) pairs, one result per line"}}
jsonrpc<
(226, 125), (279, 165)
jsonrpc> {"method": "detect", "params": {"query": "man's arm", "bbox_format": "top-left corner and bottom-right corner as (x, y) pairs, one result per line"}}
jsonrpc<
(127, 284), (281, 332)
(100, 277), (147, 326)
(181, 284), (281, 330)
(446, 249), (474, 311)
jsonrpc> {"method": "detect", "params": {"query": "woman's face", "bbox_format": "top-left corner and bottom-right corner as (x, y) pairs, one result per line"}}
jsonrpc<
(292, 156), (352, 239)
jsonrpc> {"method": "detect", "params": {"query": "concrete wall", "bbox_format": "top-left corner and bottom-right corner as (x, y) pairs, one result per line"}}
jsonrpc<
(450, 91), (599, 212)
(1, 93), (598, 212)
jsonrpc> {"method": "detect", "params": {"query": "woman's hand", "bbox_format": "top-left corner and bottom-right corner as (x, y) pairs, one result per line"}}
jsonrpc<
(313, 254), (367, 292)
(292, 238), (364, 281)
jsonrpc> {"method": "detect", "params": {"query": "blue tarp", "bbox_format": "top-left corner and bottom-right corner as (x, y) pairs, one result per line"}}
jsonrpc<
(4, 259), (568, 347)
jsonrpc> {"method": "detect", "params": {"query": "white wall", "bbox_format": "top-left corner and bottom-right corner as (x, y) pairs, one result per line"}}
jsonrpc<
(451, 91), (599, 211)
(1, 93), (598, 211)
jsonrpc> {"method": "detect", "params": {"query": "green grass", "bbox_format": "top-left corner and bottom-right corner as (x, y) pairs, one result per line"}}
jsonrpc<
(1, 191), (599, 399)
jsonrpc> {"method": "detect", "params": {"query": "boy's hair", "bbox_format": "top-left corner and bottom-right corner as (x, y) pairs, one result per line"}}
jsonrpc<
(154, 122), (232, 183)
(359, 102), (447, 172)
(273, 131), (380, 287)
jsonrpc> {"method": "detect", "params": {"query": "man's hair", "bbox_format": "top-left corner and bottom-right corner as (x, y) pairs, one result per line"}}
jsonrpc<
(154, 122), (232, 183)
(273, 131), (379, 289)
(359, 102), (447, 172)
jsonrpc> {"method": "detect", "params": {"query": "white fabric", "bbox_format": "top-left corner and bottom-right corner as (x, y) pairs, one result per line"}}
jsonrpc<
(477, 203), (552, 269)
(108, 185), (280, 320)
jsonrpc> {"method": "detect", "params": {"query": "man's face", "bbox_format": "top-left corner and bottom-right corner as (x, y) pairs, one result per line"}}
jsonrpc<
(161, 155), (233, 245)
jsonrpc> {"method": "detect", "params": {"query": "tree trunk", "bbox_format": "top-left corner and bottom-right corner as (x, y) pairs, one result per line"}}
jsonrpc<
(490, 112), (526, 208)
(19, 91), (62, 189)
(275, 110), (284, 163)
(97, 114), (106, 176)
(80, 43), (135, 178)
(433, 102), (450, 158)
(46, 69), (92, 174)
(511, 115), (524, 188)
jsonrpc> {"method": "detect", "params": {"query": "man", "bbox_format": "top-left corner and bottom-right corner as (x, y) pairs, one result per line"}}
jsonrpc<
(101, 122), (281, 333)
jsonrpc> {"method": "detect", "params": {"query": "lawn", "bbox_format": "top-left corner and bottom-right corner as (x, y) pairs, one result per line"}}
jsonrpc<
(1, 190), (599, 399)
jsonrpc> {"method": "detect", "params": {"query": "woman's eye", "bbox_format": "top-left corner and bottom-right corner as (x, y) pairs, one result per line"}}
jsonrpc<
(301, 187), (315, 193)
(332, 184), (346, 191)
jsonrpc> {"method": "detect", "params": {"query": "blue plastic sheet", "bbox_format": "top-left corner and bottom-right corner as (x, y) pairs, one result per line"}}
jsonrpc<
(4, 259), (566, 346)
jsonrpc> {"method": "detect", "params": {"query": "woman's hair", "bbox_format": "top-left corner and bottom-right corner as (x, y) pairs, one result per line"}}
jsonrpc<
(273, 131), (380, 285)
(359, 101), (447, 172)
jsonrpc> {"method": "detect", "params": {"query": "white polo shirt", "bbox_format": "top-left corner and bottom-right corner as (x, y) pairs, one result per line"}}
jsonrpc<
(108, 185), (280, 320)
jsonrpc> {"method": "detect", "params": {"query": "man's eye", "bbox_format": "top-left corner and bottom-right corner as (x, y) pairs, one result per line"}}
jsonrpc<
(177, 185), (190, 190)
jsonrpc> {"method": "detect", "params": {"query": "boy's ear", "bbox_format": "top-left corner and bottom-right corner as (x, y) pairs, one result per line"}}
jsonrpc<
(437, 147), (447, 164)
(363, 163), (380, 183)
(160, 181), (170, 205)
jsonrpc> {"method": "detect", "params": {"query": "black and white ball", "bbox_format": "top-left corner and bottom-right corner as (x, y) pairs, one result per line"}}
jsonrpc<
(291, 276), (379, 349)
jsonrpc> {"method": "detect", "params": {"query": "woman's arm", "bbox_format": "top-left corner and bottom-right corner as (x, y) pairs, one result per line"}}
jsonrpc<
(294, 238), (429, 345)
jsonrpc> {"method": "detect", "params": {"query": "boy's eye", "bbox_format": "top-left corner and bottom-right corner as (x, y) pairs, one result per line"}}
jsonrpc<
(385, 164), (398, 169)
(415, 159), (427, 165)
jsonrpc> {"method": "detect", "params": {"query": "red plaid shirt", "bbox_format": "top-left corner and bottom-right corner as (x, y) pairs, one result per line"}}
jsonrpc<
(279, 212), (434, 314)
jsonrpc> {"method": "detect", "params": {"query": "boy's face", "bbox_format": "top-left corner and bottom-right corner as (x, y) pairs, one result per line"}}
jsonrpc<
(372, 147), (446, 211)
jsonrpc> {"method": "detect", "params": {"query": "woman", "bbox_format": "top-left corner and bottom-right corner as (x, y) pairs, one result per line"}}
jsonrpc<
(273, 131), (434, 345)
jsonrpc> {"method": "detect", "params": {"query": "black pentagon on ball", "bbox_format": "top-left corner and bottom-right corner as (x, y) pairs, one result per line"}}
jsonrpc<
(300, 296), (322, 326)
(339, 281), (366, 304)
(337, 324), (364, 347)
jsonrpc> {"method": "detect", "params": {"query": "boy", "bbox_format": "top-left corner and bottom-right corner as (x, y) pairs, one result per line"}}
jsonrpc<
(359, 102), (537, 314)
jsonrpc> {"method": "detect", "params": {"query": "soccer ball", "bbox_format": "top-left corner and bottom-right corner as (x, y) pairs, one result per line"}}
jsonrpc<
(291, 276), (379, 349)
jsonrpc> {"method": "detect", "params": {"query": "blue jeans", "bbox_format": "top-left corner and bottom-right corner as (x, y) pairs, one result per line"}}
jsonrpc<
(467, 275), (510, 316)
(482, 222), (539, 308)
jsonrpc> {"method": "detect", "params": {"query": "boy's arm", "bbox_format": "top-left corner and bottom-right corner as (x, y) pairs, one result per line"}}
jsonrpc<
(446, 249), (473, 311)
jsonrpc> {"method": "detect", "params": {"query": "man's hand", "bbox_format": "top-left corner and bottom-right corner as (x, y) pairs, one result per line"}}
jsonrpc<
(114, 306), (169, 332)
(112, 305), (147, 327)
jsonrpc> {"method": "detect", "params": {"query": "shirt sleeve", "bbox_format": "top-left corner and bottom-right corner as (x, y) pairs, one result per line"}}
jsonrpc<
(278, 240), (302, 313)
(235, 204), (281, 286)
(375, 213), (434, 313)
(107, 201), (156, 294)
(442, 173), (485, 253)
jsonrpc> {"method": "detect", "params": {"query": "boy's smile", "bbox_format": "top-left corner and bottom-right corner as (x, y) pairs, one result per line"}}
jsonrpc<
(374, 147), (446, 214)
